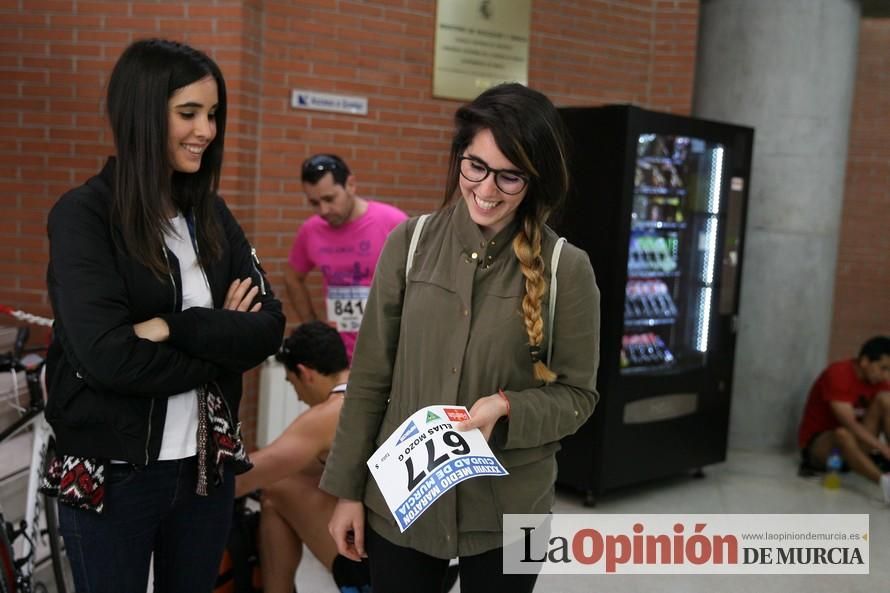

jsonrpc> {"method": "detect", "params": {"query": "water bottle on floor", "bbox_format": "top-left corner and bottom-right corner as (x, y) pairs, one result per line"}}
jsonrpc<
(823, 448), (842, 489)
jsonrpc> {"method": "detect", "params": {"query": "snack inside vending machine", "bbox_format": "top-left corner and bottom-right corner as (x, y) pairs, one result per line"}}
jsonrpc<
(553, 105), (754, 505)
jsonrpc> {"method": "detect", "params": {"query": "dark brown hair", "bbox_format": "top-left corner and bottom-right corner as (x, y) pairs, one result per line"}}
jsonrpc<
(106, 38), (226, 276)
(444, 83), (570, 382)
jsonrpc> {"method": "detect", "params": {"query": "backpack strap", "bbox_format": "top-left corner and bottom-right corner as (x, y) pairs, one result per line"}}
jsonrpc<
(406, 214), (430, 280)
(547, 237), (567, 366)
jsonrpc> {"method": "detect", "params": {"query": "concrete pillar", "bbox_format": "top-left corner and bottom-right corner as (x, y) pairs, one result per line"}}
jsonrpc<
(692, 0), (861, 449)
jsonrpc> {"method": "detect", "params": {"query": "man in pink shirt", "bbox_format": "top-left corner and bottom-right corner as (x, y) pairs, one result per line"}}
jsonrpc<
(284, 154), (407, 359)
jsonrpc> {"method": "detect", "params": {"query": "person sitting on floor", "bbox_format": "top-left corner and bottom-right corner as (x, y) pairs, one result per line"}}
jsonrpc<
(797, 335), (890, 503)
(235, 321), (369, 593)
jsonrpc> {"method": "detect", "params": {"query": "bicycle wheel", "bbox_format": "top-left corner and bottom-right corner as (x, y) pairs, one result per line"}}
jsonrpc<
(0, 518), (16, 593)
(41, 442), (73, 593)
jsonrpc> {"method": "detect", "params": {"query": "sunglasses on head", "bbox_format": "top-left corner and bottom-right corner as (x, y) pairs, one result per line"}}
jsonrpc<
(275, 343), (291, 364)
(302, 155), (341, 174)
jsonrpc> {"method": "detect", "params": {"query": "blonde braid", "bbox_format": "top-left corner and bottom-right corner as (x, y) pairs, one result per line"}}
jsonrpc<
(512, 214), (557, 383)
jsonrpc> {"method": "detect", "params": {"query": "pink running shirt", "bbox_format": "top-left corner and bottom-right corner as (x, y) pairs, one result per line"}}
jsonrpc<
(288, 200), (407, 358)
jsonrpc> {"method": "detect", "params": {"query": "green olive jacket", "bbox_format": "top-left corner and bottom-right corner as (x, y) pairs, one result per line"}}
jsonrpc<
(320, 199), (601, 558)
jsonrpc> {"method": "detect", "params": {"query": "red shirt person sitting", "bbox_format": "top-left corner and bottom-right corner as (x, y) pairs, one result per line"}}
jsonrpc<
(798, 335), (890, 503)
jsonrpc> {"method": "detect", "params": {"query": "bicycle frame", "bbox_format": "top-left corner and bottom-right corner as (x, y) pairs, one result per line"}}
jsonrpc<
(19, 408), (53, 588)
(1, 309), (70, 593)
(2, 361), (69, 593)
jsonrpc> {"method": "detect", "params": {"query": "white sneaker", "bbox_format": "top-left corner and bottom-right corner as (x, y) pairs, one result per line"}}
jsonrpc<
(881, 474), (890, 505)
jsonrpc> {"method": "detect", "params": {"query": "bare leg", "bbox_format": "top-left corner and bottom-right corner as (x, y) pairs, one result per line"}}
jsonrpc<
(855, 392), (890, 474)
(809, 428), (882, 483)
(860, 392), (890, 448)
(263, 473), (339, 571)
(260, 489), (304, 593)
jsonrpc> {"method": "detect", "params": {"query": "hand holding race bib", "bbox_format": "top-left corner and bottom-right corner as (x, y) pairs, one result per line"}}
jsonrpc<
(367, 405), (508, 532)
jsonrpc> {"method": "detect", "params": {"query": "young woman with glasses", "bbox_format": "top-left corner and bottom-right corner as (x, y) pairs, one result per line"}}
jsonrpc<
(321, 83), (601, 593)
(44, 39), (284, 593)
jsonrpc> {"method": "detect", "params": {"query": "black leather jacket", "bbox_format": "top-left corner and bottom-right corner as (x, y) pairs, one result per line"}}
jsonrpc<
(45, 158), (285, 464)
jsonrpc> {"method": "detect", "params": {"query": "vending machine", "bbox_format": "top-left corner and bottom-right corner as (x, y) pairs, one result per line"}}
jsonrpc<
(553, 105), (754, 504)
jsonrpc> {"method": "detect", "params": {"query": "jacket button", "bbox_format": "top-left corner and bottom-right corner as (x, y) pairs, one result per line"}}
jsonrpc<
(462, 308), (468, 316)
(470, 252), (478, 260)
(451, 367), (458, 374)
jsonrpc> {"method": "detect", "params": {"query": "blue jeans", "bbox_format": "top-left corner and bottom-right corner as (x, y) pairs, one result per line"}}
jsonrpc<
(59, 456), (234, 593)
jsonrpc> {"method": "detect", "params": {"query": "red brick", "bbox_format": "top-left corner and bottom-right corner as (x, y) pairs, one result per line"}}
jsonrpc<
(49, 14), (102, 27)
(340, 1), (384, 18)
(22, 0), (73, 12)
(76, 1), (127, 15)
(5, 13), (48, 26)
(75, 30), (132, 44)
(50, 43), (103, 57)
(830, 19), (890, 358)
(131, 3), (186, 18)
(25, 29), (76, 42)
(187, 4), (245, 19)
(102, 17), (156, 30)
(0, 42), (49, 55)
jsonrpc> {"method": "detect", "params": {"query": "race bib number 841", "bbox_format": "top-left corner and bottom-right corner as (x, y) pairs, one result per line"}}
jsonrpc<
(367, 405), (508, 532)
(326, 285), (369, 332)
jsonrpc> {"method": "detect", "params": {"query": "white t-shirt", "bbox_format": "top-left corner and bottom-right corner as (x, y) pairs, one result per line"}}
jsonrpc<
(157, 214), (213, 460)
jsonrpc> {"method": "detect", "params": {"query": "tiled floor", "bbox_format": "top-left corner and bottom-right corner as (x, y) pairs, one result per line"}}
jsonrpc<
(294, 449), (888, 593)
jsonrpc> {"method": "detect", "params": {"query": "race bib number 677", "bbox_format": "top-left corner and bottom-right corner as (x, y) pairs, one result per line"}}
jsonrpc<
(367, 405), (508, 532)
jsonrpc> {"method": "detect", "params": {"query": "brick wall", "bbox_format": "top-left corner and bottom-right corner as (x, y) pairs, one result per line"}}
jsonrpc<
(0, 0), (700, 447)
(0, 0), (266, 315)
(829, 18), (890, 361)
(255, 0), (700, 319)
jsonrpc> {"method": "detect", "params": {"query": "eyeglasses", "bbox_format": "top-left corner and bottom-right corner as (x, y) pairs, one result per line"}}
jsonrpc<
(458, 156), (528, 195)
(302, 155), (341, 175)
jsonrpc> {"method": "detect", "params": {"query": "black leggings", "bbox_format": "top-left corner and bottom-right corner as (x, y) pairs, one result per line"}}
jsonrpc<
(365, 526), (538, 593)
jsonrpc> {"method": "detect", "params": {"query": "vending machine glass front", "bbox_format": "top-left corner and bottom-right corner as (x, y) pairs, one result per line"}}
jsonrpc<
(621, 134), (727, 375)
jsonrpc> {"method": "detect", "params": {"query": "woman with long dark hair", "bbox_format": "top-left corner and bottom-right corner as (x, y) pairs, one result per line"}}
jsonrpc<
(44, 39), (284, 593)
(321, 83), (601, 592)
